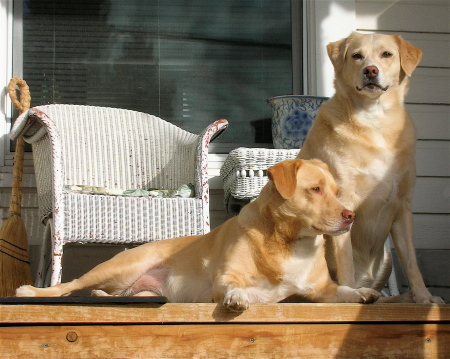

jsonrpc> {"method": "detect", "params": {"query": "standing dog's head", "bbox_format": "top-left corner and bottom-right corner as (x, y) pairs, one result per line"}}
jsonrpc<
(263, 159), (354, 237)
(327, 32), (422, 99)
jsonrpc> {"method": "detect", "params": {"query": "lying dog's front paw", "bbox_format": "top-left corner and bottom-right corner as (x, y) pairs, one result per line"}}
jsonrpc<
(16, 285), (37, 297)
(223, 288), (250, 312)
(355, 288), (380, 304)
(337, 286), (380, 303)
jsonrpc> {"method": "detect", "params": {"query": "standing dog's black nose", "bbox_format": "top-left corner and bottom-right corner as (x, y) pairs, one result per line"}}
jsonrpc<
(364, 66), (379, 79)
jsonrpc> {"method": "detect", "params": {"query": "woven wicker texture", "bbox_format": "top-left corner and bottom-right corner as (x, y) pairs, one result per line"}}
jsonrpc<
(11, 105), (227, 285)
(220, 147), (300, 205)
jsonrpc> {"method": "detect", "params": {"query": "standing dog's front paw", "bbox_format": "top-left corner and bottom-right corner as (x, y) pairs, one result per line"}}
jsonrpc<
(414, 294), (445, 304)
(223, 288), (250, 312)
(16, 285), (38, 297)
(412, 288), (446, 304)
(429, 296), (446, 304)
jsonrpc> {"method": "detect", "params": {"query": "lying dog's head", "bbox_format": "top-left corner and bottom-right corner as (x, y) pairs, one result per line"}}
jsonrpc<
(327, 32), (422, 99)
(264, 159), (354, 237)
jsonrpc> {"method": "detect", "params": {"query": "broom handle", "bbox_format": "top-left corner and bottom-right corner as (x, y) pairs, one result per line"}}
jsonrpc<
(7, 78), (31, 216)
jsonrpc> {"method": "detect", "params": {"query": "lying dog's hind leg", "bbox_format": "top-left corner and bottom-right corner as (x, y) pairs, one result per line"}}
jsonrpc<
(16, 279), (87, 297)
(16, 247), (151, 297)
(91, 289), (113, 297)
(133, 291), (162, 297)
(16, 264), (127, 297)
(91, 289), (162, 297)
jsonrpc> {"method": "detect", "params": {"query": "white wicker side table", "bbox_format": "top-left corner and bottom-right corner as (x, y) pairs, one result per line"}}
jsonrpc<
(220, 147), (300, 213)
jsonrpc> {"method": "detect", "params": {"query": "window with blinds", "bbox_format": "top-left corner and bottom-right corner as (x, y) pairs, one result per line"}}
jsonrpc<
(18, 0), (295, 148)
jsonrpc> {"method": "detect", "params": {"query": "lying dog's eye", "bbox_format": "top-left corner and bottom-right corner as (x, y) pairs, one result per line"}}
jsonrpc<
(382, 51), (393, 58)
(352, 53), (363, 60)
(311, 187), (322, 194)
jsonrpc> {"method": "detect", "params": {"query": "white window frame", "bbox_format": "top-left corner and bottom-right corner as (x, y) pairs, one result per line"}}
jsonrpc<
(0, 0), (357, 189)
(1, 0), (14, 171)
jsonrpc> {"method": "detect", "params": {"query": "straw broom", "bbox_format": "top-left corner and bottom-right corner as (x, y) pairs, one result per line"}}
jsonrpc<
(0, 78), (33, 296)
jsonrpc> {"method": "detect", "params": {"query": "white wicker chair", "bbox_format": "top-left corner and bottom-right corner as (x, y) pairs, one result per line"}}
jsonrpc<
(10, 104), (228, 286)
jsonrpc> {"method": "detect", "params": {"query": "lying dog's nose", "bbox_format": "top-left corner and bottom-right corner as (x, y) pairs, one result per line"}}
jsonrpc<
(341, 209), (355, 223)
(364, 66), (379, 79)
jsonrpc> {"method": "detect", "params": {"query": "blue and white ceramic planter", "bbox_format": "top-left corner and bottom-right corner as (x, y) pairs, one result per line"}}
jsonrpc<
(267, 95), (328, 149)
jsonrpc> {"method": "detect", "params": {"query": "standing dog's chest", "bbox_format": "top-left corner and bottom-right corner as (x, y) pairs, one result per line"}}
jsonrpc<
(358, 148), (397, 194)
(346, 128), (404, 204)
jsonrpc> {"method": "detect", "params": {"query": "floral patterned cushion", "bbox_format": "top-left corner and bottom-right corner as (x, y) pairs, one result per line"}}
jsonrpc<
(63, 183), (194, 198)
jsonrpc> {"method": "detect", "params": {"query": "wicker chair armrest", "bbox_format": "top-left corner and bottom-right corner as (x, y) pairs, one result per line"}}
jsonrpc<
(194, 119), (228, 198)
(10, 108), (47, 143)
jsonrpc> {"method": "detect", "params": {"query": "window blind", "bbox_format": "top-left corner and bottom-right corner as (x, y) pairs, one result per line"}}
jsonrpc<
(20, 0), (293, 145)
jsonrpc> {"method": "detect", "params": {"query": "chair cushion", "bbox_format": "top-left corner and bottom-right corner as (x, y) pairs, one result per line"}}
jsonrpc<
(63, 183), (194, 198)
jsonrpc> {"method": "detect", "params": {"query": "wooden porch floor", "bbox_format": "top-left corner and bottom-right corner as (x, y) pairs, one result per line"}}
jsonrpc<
(1, 300), (449, 358)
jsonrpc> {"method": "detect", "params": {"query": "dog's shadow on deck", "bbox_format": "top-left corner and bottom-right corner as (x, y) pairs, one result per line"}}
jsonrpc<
(212, 303), (244, 322)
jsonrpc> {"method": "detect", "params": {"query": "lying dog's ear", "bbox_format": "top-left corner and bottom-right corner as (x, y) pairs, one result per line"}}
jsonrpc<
(393, 35), (422, 77)
(267, 159), (303, 199)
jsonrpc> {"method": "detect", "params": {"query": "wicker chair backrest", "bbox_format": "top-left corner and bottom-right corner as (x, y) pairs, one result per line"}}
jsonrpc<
(31, 105), (199, 190)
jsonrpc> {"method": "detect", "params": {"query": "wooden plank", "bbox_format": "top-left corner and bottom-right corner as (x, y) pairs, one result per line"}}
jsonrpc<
(407, 67), (450, 105)
(416, 141), (450, 177)
(413, 214), (450, 249)
(0, 187), (38, 208)
(1, 303), (449, 325)
(0, 323), (447, 359)
(0, 210), (42, 247)
(413, 177), (449, 214)
(394, 33), (449, 69)
(408, 104), (449, 140)
(356, 1), (449, 33)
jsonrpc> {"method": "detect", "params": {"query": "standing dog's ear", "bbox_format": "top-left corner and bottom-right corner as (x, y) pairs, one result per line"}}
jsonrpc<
(393, 35), (422, 77)
(327, 32), (361, 71)
(267, 159), (303, 199)
(327, 38), (348, 71)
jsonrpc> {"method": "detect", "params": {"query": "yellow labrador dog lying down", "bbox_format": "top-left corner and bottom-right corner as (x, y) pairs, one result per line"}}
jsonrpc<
(298, 32), (443, 303)
(16, 159), (379, 310)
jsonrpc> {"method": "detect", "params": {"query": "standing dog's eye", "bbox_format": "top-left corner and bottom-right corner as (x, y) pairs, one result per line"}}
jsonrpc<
(352, 53), (364, 60)
(381, 51), (393, 58)
(311, 187), (322, 194)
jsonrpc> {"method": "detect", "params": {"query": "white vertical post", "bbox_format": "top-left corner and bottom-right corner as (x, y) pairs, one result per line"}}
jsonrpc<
(303, 0), (356, 97)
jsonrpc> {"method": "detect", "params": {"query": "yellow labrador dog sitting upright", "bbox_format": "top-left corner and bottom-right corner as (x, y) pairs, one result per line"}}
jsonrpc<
(16, 159), (379, 310)
(298, 32), (443, 303)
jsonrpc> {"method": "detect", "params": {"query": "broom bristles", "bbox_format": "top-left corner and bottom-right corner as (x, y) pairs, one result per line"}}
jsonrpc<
(0, 215), (33, 297)
(1, 78), (33, 297)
